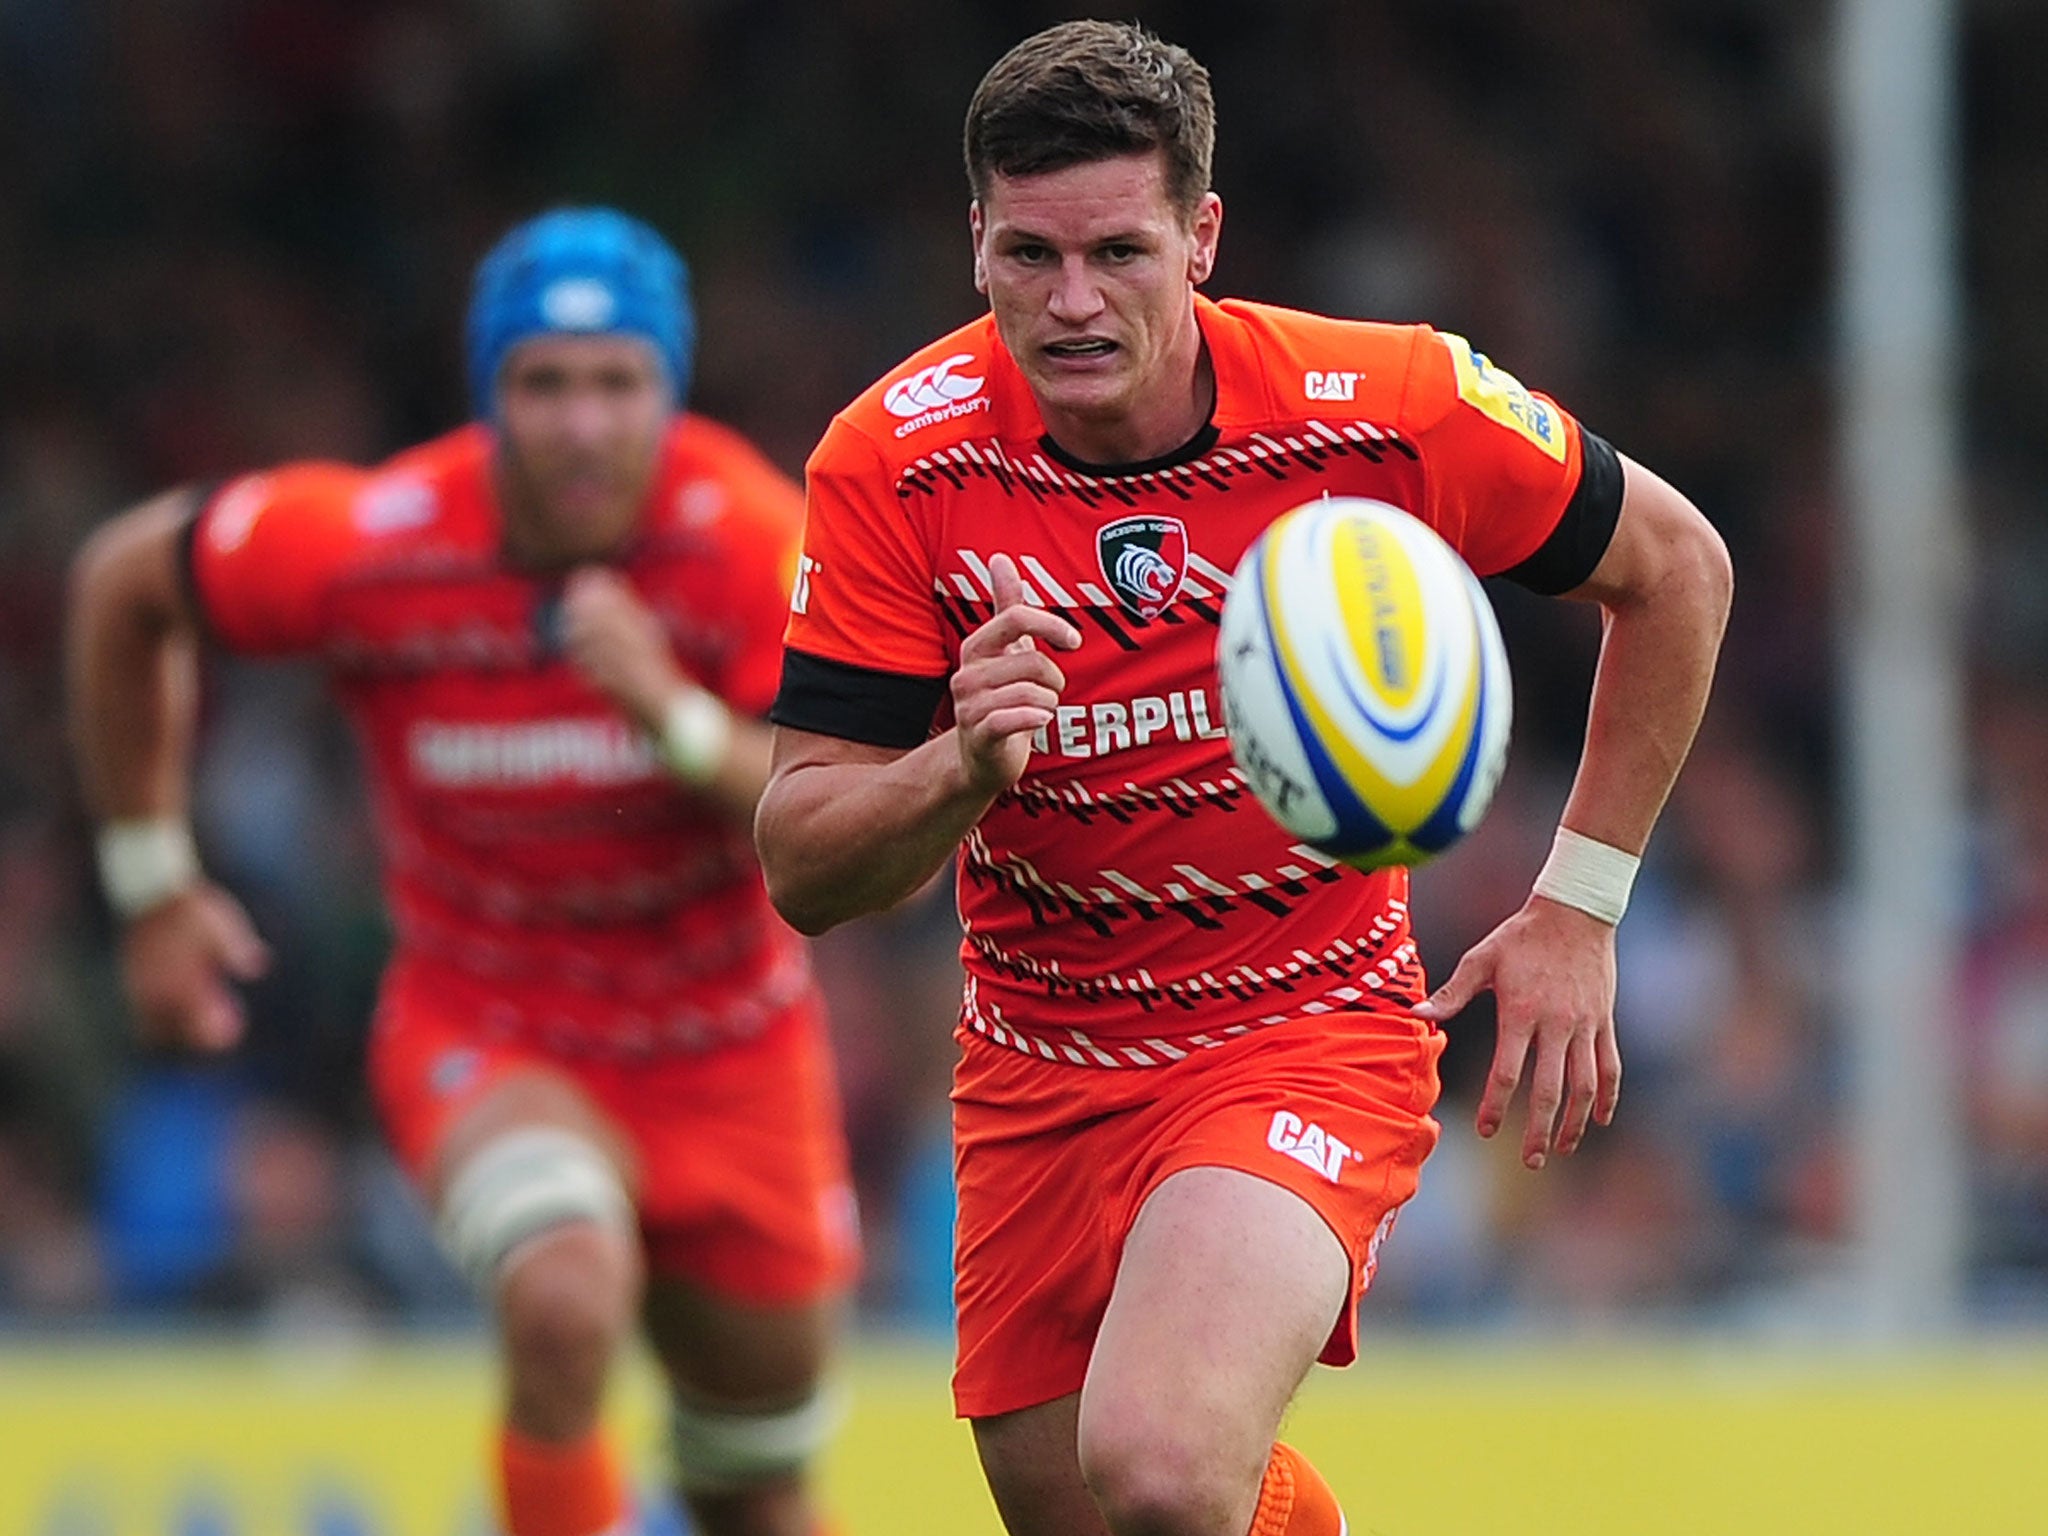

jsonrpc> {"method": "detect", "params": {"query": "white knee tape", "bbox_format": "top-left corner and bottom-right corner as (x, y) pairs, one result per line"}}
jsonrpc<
(668, 1384), (844, 1492)
(436, 1127), (634, 1292)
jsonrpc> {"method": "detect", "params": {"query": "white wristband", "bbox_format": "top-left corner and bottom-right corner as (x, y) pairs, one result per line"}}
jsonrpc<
(1531, 827), (1640, 926)
(97, 818), (202, 920)
(657, 689), (733, 785)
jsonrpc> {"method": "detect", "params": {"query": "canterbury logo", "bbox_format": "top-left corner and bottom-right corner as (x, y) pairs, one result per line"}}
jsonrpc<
(884, 353), (985, 416)
(1267, 1110), (1362, 1184)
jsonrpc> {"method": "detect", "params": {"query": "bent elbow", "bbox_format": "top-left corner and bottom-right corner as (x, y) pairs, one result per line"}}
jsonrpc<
(1693, 516), (1735, 633)
(754, 804), (843, 938)
(765, 873), (839, 938)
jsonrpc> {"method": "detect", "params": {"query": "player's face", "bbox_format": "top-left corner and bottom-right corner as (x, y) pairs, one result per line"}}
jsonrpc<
(972, 151), (1221, 464)
(494, 334), (670, 565)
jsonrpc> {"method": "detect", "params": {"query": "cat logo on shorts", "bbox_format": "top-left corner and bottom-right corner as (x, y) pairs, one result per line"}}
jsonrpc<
(1441, 332), (1567, 462)
(1267, 1110), (1362, 1184)
(1096, 514), (1188, 620)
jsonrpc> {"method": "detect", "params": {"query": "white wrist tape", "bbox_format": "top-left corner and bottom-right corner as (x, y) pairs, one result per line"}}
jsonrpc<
(658, 688), (733, 784)
(1531, 827), (1640, 926)
(97, 818), (202, 920)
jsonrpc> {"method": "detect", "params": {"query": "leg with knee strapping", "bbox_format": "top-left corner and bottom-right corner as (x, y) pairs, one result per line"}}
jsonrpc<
(439, 1127), (642, 1442)
(667, 1383), (843, 1495)
(437, 1125), (638, 1293)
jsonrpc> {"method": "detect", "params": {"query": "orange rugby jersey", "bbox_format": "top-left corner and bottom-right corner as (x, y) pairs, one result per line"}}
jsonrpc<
(186, 417), (812, 1058)
(777, 295), (1623, 1061)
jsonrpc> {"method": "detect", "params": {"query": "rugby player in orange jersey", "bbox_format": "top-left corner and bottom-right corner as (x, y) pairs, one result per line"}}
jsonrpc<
(757, 21), (1733, 1536)
(68, 209), (855, 1536)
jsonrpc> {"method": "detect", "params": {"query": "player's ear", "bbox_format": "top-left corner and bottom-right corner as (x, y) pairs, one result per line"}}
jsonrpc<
(1187, 192), (1223, 285)
(969, 201), (989, 294)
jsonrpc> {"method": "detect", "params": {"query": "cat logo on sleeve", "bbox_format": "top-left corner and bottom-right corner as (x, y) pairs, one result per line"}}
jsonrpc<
(1440, 333), (1567, 462)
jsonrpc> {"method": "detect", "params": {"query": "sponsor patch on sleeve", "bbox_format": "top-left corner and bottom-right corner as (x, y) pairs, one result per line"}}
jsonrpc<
(1441, 333), (1567, 462)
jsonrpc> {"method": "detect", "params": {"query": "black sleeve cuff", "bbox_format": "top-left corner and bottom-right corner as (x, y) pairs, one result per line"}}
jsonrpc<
(1499, 426), (1624, 595)
(770, 648), (948, 750)
(175, 482), (224, 639)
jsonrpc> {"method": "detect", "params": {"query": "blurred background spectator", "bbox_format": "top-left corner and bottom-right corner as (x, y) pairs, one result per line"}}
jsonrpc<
(1, 0), (2042, 1336)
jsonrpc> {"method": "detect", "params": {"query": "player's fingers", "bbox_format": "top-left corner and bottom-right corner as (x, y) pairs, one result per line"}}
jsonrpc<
(135, 981), (216, 1053)
(1557, 1028), (1600, 1154)
(1595, 1023), (1623, 1126)
(562, 564), (622, 603)
(212, 901), (271, 981)
(964, 603), (1082, 659)
(978, 705), (1058, 741)
(1412, 948), (1490, 1023)
(1475, 1019), (1532, 1141)
(989, 552), (1026, 612)
(190, 985), (246, 1053)
(1521, 1030), (1567, 1169)
(958, 647), (1069, 696)
(960, 681), (1063, 729)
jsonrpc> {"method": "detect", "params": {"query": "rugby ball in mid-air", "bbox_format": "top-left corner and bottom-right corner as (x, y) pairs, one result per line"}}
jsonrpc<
(1216, 497), (1512, 870)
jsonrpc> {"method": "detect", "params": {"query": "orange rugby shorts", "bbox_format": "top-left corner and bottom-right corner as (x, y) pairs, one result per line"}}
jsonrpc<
(950, 1006), (1444, 1419)
(369, 962), (859, 1306)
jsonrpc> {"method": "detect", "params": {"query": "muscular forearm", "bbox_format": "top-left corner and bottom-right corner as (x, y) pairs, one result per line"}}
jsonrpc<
(756, 730), (996, 934)
(66, 496), (204, 822)
(1557, 519), (1732, 854)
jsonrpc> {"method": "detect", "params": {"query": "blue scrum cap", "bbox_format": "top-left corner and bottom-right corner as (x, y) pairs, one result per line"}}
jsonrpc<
(465, 207), (694, 418)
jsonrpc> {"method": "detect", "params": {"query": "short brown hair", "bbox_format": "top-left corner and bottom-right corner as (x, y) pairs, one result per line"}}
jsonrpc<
(964, 20), (1215, 217)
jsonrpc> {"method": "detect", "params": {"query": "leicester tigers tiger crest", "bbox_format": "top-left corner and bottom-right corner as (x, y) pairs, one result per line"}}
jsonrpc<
(1096, 514), (1188, 621)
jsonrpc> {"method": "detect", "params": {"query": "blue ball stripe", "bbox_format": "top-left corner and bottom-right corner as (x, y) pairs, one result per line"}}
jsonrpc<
(1325, 626), (1447, 744)
(1409, 636), (1493, 854)
(1255, 544), (1397, 858)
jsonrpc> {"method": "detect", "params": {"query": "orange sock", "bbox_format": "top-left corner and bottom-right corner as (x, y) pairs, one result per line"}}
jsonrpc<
(498, 1424), (630, 1536)
(1247, 1442), (1346, 1536)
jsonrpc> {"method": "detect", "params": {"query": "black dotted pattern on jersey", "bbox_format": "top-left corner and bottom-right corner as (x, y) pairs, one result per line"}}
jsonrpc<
(931, 579), (1219, 655)
(961, 843), (1349, 939)
(999, 772), (1251, 827)
(905, 422), (1413, 651)
(893, 421), (1417, 506)
(964, 916), (1423, 1014)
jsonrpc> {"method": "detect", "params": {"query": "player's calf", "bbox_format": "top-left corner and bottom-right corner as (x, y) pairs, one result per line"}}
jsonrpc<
(438, 1125), (645, 1536)
(499, 1223), (643, 1438)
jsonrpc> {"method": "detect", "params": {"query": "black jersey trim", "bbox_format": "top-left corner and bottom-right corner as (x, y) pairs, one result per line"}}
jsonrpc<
(174, 482), (225, 639)
(1038, 419), (1221, 478)
(770, 648), (948, 750)
(1499, 426), (1624, 595)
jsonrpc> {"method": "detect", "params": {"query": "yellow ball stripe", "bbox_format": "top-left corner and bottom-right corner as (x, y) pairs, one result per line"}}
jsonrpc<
(1260, 505), (1487, 836)
(1330, 515), (1429, 711)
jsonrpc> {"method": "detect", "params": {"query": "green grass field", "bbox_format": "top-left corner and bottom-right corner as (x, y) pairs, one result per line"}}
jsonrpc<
(5, 1335), (2044, 1534)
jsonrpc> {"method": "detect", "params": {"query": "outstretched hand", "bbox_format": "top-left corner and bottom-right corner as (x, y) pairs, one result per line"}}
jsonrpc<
(119, 883), (271, 1054)
(1412, 897), (1622, 1169)
(950, 553), (1081, 796)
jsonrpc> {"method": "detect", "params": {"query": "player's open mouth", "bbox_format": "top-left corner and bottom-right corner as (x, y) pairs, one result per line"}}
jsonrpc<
(1043, 338), (1117, 359)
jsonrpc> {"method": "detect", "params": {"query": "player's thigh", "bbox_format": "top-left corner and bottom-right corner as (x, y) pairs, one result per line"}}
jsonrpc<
(1079, 1165), (1348, 1465)
(641, 1273), (842, 1406)
(972, 1394), (1110, 1536)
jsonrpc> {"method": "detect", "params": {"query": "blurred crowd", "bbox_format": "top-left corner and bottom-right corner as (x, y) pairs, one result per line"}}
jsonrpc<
(2, 0), (2045, 1337)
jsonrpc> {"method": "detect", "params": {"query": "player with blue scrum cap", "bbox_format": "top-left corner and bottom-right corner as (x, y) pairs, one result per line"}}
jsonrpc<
(468, 206), (695, 417)
(70, 206), (857, 1536)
